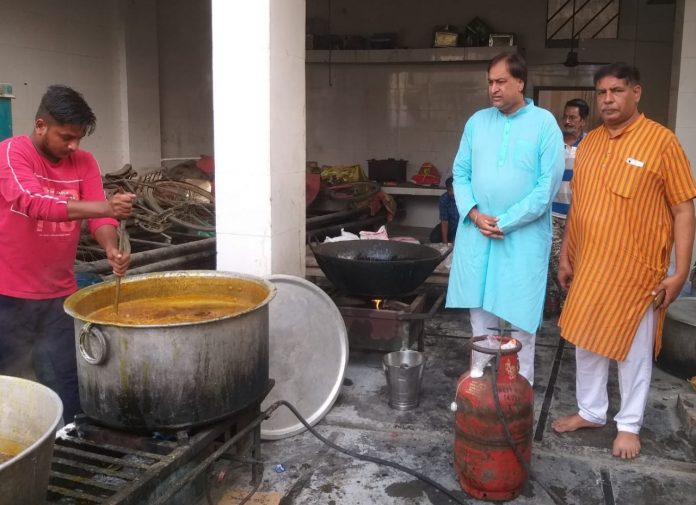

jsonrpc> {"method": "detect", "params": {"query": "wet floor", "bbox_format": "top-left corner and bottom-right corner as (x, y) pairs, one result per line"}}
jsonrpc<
(205, 299), (696, 505)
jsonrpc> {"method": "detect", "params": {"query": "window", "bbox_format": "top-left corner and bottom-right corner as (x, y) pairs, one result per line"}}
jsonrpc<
(546, 0), (620, 47)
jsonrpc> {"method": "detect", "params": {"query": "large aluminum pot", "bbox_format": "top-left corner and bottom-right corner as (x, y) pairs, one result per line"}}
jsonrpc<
(64, 270), (276, 431)
(0, 376), (63, 505)
(657, 297), (696, 379)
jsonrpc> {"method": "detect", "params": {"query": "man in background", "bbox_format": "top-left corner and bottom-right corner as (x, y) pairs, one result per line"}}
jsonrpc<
(546, 98), (589, 314)
(0, 85), (135, 423)
(429, 176), (459, 244)
(446, 52), (564, 385)
(552, 63), (696, 459)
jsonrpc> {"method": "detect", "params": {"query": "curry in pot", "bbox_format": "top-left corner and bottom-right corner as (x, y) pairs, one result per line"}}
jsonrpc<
(88, 295), (256, 325)
(0, 437), (25, 465)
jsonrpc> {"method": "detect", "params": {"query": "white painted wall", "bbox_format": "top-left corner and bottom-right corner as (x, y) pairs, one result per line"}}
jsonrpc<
(0, 1), (122, 170)
(303, 0), (677, 227)
(156, 0), (677, 184)
(121, 1), (162, 171)
(0, 0), (160, 173)
(307, 62), (487, 182)
(305, 0), (675, 160)
(157, 0), (214, 161)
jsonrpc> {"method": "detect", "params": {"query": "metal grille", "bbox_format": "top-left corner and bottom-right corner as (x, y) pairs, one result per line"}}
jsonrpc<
(47, 399), (264, 504)
(547, 0), (620, 43)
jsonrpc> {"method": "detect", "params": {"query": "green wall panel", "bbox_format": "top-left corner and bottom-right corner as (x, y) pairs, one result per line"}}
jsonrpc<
(0, 84), (14, 141)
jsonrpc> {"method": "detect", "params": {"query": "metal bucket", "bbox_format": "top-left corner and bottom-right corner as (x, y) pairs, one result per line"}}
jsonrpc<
(383, 350), (425, 410)
(0, 376), (63, 505)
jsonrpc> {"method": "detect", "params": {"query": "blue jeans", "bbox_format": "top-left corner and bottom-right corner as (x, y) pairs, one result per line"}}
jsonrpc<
(0, 295), (81, 424)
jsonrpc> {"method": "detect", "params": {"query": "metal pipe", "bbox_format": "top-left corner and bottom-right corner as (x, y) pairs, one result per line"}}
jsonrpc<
(306, 207), (369, 229)
(307, 213), (387, 241)
(128, 237), (172, 248)
(101, 251), (214, 280)
(75, 237), (216, 274)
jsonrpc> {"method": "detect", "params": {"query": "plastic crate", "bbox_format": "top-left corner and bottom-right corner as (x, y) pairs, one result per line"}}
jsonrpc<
(367, 158), (407, 183)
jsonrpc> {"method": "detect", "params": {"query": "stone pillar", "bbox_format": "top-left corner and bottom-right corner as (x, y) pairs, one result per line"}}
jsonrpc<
(211, 0), (306, 276)
(674, 0), (696, 168)
(672, 0), (696, 262)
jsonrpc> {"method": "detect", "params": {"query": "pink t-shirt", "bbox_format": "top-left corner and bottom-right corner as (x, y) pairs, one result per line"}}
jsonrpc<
(0, 135), (117, 299)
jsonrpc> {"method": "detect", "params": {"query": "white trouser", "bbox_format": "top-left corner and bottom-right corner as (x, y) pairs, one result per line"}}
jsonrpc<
(575, 306), (656, 434)
(469, 307), (536, 385)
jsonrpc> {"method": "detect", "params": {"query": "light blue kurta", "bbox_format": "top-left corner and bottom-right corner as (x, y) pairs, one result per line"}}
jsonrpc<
(446, 99), (564, 333)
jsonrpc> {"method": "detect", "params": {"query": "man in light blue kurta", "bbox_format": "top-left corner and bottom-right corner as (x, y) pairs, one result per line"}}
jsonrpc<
(446, 53), (564, 384)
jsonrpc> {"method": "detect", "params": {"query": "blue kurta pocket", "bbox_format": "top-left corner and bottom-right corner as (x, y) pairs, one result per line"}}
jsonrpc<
(513, 140), (538, 172)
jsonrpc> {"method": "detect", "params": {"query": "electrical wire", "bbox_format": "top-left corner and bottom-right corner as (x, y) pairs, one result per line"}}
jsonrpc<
(490, 350), (568, 505)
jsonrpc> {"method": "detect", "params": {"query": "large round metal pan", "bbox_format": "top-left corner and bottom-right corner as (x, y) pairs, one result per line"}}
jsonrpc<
(311, 239), (444, 298)
(261, 275), (348, 440)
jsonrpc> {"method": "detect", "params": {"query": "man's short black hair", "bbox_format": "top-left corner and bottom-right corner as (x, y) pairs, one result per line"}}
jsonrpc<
(35, 85), (96, 135)
(445, 176), (454, 188)
(565, 98), (590, 119)
(488, 52), (528, 93)
(593, 63), (641, 87)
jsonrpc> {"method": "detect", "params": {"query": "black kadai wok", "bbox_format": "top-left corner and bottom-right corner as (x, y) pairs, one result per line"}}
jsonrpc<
(311, 240), (445, 298)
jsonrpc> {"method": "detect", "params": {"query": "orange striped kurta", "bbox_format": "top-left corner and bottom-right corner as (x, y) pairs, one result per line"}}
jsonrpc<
(558, 114), (696, 360)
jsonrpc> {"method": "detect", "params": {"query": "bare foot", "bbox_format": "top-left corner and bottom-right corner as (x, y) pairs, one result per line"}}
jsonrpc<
(552, 413), (604, 433)
(612, 431), (641, 459)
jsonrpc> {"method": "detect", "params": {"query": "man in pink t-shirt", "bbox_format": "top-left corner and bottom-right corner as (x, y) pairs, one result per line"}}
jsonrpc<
(0, 85), (135, 423)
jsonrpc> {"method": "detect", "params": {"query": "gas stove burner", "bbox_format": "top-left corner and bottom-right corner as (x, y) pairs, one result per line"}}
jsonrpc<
(332, 294), (419, 311)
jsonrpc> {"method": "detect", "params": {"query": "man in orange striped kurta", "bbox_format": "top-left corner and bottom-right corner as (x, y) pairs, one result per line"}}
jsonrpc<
(552, 63), (696, 459)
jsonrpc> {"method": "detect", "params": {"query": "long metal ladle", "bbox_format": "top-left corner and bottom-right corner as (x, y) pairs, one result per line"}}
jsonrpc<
(113, 220), (130, 314)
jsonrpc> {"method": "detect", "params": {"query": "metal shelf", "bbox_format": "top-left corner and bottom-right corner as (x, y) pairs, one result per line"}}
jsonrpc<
(381, 184), (443, 196)
(306, 46), (516, 64)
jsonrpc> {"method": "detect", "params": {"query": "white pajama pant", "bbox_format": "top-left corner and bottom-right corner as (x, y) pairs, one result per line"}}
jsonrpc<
(575, 306), (656, 434)
(469, 308), (536, 385)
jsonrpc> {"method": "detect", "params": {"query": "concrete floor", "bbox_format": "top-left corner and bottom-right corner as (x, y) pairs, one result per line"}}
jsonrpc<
(209, 301), (696, 505)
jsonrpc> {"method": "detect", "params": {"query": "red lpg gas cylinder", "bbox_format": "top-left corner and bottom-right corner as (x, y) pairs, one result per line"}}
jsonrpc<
(451, 336), (533, 501)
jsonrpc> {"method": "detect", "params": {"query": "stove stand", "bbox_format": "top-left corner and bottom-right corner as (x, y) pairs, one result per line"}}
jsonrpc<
(330, 287), (446, 352)
(47, 383), (273, 505)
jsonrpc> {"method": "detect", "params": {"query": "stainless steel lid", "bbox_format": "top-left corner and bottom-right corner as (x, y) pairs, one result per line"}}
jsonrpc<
(261, 275), (348, 440)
